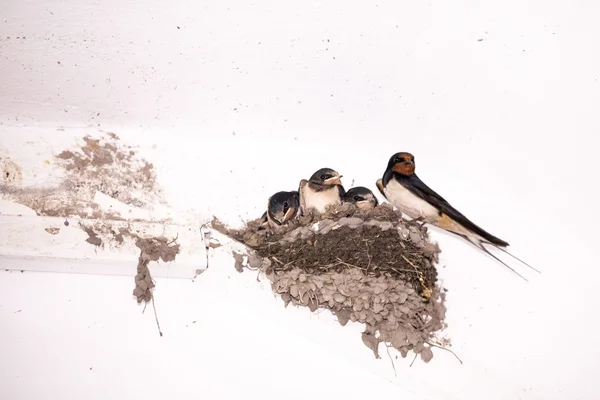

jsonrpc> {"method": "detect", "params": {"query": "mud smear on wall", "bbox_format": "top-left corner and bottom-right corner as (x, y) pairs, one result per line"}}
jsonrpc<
(77, 218), (180, 255)
(78, 217), (179, 328)
(1, 132), (163, 220)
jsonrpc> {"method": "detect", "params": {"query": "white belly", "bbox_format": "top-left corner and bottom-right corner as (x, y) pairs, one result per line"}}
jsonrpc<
(302, 186), (341, 213)
(383, 179), (439, 220)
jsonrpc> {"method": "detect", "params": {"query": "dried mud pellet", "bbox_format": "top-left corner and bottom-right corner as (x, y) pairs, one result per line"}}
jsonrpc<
(232, 251), (245, 272)
(425, 243), (437, 254)
(420, 347), (434, 363)
(298, 273), (307, 282)
(300, 291), (310, 305)
(372, 283), (387, 295)
(398, 227), (410, 240)
(407, 331), (422, 345)
(248, 253), (263, 269)
(319, 226), (332, 235)
(361, 332), (380, 358)
(399, 305), (411, 314)
(289, 269), (301, 280)
(335, 309), (351, 326)
(358, 311), (368, 322)
(398, 292), (409, 303)
(392, 331), (406, 347)
(409, 231), (422, 244)
(290, 285), (299, 298)
(246, 236), (260, 247)
(137, 280), (148, 291)
(338, 217), (364, 227)
(399, 346), (409, 358)
(333, 293), (346, 303)
(353, 300), (363, 312)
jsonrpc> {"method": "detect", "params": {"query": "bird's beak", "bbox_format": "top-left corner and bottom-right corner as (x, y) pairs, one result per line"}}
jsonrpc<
(280, 207), (293, 224)
(325, 175), (343, 185)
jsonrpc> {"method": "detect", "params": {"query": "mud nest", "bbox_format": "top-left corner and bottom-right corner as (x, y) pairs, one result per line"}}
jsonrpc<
(213, 203), (450, 363)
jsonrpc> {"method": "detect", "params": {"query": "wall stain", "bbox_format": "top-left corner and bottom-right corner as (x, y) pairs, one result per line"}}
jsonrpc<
(0, 154), (23, 187)
(1, 132), (164, 220)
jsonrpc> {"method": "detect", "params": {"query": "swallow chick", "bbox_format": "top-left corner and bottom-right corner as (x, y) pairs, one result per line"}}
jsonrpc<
(299, 168), (346, 215)
(259, 190), (300, 230)
(343, 186), (379, 210)
(376, 152), (540, 280)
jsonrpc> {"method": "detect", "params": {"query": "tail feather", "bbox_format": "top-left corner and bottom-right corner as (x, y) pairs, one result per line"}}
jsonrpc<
(449, 231), (539, 281)
(493, 246), (541, 274)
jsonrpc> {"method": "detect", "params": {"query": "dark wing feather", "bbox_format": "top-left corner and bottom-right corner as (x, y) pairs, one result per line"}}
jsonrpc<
(402, 174), (509, 247)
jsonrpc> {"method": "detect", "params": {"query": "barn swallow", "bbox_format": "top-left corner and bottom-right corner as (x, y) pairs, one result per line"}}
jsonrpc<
(343, 186), (379, 210)
(299, 168), (346, 215)
(376, 152), (540, 280)
(258, 190), (300, 230)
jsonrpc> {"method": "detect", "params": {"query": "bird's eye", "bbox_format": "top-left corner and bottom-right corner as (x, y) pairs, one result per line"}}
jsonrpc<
(353, 196), (362, 201)
(283, 201), (289, 210)
(395, 157), (404, 163)
(320, 174), (326, 180)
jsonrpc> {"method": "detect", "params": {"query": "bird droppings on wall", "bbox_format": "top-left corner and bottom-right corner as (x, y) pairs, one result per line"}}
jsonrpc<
(44, 227), (61, 235)
(1, 132), (163, 220)
(212, 202), (454, 365)
(0, 153), (23, 187)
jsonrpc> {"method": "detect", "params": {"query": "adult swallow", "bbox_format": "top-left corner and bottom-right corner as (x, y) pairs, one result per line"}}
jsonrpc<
(299, 168), (345, 215)
(343, 186), (379, 210)
(376, 152), (540, 280)
(258, 190), (300, 230)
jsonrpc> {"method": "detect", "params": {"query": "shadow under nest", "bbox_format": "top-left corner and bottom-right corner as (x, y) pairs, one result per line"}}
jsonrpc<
(212, 202), (451, 363)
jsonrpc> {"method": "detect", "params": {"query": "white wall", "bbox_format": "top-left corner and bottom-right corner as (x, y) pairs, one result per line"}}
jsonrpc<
(1, 0), (599, 399)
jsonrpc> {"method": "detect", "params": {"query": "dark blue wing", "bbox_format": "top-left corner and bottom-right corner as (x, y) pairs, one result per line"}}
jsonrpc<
(402, 174), (509, 247)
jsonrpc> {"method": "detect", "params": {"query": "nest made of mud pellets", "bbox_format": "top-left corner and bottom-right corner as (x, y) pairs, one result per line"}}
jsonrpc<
(213, 202), (450, 363)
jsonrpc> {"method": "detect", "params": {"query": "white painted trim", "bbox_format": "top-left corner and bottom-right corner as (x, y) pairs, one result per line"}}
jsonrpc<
(0, 213), (210, 279)
(0, 255), (197, 280)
